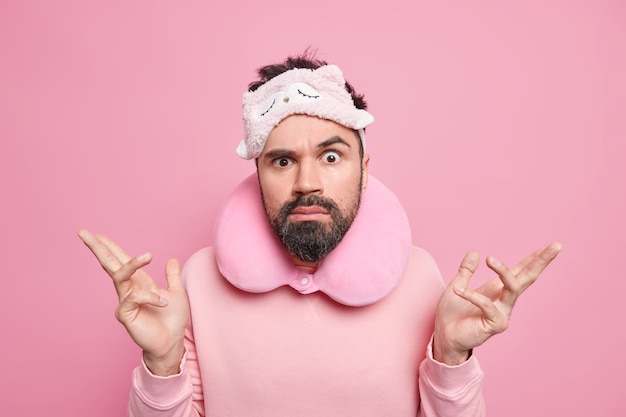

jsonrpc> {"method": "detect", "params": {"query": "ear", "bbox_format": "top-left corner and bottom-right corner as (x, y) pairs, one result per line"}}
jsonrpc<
(361, 154), (370, 192)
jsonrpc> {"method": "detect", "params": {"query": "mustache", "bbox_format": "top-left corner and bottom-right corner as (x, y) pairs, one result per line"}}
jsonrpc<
(280, 195), (339, 216)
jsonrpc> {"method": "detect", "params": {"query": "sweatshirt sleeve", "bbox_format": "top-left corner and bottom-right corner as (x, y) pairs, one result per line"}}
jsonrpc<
(128, 327), (205, 417)
(418, 338), (486, 417)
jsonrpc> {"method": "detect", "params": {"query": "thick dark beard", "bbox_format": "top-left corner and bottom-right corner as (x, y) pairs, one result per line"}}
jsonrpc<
(271, 194), (360, 263)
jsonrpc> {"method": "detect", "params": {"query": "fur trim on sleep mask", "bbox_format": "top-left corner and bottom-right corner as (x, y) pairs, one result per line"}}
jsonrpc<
(237, 65), (374, 159)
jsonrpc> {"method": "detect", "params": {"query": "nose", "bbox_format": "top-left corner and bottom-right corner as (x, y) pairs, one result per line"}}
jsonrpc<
(293, 158), (322, 196)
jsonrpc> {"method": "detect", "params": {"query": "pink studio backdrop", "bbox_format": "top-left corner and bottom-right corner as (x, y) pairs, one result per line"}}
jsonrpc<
(1, 1), (624, 416)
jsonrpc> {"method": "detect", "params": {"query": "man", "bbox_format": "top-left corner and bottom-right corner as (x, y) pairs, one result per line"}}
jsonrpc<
(79, 52), (561, 416)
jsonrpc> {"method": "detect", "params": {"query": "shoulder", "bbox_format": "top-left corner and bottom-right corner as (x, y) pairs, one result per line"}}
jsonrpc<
(180, 246), (219, 288)
(405, 245), (445, 292)
(183, 246), (215, 266)
(408, 246), (440, 272)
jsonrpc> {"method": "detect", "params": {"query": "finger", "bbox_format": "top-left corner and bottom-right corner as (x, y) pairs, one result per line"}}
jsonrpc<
(486, 256), (520, 306)
(454, 286), (509, 334)
(94, 232), (133, 265)
(516, 242), (563, 285)
(78, 229), (123, 274)
(164, 259), (182, 290)
(116, 289), (168, 323)
(110, 253), (153, 297)
(510, 242), (562, 276)
(453, 251), (480, 288)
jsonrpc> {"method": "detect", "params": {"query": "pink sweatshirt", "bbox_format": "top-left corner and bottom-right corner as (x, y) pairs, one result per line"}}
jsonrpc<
(128, 175), (485, 416)
(129, 246), (485, 417)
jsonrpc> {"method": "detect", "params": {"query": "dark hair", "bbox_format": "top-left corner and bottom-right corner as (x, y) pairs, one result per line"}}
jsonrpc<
(247, 48), (368, 110)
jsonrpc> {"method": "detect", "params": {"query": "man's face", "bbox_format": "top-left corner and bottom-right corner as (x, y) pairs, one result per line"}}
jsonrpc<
(257, 115), (370, 265)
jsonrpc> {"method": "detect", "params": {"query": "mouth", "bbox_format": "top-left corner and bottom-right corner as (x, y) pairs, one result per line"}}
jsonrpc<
(288, 205), (330, 222)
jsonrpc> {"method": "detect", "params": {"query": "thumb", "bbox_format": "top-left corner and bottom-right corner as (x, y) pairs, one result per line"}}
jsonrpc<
(453, 251), (480, 289)
(164, 258), (183, 290)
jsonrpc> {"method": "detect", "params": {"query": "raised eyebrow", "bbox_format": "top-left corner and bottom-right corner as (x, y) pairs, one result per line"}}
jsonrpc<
(263, 148), (295, 160)
(317, 136), (351, 150)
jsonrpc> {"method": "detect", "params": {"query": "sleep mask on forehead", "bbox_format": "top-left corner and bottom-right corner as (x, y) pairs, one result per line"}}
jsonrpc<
(237, 65), (375, 159)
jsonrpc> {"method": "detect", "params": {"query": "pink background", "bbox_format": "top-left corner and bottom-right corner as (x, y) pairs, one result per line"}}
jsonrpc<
(1, 1), (624, 415)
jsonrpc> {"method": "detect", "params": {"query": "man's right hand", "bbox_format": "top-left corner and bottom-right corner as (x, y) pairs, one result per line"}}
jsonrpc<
(78, 229), (190, 376)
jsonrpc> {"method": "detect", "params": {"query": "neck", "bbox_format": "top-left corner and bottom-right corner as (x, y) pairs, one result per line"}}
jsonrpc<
(291, 256), (319, 271)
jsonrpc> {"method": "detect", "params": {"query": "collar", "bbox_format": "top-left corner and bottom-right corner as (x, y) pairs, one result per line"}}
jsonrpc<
(213, 173), (411, 306)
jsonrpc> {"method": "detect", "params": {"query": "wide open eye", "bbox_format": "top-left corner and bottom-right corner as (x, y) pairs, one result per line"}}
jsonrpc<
(273, 157), (294, 167)
(322, 151), (341, 164)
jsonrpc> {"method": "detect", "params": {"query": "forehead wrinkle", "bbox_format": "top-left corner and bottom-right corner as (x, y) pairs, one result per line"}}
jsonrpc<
(263, 135), (350, 160)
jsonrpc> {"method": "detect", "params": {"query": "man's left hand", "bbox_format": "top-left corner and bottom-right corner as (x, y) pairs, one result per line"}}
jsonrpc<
(433, 242), (562, 365)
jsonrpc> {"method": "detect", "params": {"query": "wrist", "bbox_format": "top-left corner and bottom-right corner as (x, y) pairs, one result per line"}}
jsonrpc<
(432, 337), (471, 366)
(143, 342), (185, 376)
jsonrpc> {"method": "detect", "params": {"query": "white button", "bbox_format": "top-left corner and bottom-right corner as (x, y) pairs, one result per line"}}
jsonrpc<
(300, 278), (309, 285)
